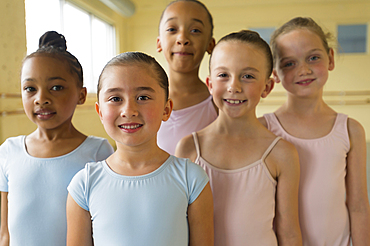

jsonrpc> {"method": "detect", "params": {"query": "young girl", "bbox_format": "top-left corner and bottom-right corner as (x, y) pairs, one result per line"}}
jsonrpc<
(66, 52), (214, 246)
(0, 31), (113, 246)
(156, 0), (217, 155)
(176, 30), (302, 245)
(261, 17), (370, 245)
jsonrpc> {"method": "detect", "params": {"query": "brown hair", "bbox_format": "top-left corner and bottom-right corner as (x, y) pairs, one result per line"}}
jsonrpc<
(97, 52), (169, 101)
(270, 17), (332, 66)
(211, 30), (273, 78)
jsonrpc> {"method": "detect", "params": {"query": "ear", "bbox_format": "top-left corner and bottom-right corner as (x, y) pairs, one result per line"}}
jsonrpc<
(78, 87), (87, 105)
(206, 38), (216, 54)
(162, 98), (173, 122)
(272, 69), (281, 84)
(95, 102), (103, 121)
(328, 48), (335, 71)
(156, 37), (162, 53)
(261, 77), (275, 98)
(205, 76), (213, 94)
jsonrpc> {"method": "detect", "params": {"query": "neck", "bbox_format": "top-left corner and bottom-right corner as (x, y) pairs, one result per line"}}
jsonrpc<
(214, 111), (262, 137)
(112, 139), (169, 169)
(283, 92), (329, 116)
(34, 122), (80, 141)
(168, 69), (204, 94)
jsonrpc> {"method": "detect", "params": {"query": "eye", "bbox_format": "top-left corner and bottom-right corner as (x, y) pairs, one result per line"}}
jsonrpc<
(242, 74), (255, 79)
(190, 28), (201, 34)
(137, 95), (150, 101)
(24, 86), (36, 92)
(166, 27), (176, 32)
(51, 85), (63, 91)
(108, 96), (122, 102)
(217, 73), (228, 78)
(283, 61), (294, 68)
(309, 55), (320, 62)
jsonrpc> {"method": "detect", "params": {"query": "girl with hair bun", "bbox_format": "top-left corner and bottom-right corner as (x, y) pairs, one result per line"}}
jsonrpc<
(0, 31), (113, 246)
(176, 30), (302, 245)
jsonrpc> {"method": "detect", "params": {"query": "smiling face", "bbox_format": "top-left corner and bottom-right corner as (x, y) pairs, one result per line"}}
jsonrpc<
(156, 1), (215, 74)
(21, 56), (86, 131)
(273, 28), (334, 98)
(207, 41), (273, 119)
(96, 65), (172, 148)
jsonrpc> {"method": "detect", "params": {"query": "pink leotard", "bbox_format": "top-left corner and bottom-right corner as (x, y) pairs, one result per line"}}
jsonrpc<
(264, 113), (350, 246)
(193, 132), (280, 246)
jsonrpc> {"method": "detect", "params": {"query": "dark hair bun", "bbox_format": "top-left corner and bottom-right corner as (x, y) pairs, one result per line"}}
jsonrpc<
(38, 31), (67, 51)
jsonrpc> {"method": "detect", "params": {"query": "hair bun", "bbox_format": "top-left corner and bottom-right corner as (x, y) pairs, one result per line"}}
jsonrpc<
(38, 31), (67, 51)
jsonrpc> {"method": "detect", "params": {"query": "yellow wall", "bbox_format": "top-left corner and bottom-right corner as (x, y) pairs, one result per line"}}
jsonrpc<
(127, 0), (370, 140)
(1, 0), (369, 146)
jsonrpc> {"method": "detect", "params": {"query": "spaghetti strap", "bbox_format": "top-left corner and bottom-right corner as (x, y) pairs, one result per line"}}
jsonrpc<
(191, 132), (201, 160)
(261, 137), (282, 161)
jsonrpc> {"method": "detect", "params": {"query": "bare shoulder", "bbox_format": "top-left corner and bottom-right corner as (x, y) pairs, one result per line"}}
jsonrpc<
(347, 117), (366, 139)
(258, 116), (268, 128)
(266, 137), (300, 176)
(175, 134), (198, 162)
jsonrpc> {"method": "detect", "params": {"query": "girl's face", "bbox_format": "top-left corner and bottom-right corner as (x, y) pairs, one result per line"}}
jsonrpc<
(21, 56), (86, 131)
(96, 65), (172, 148)
(273, 29), (334, 98)
(157, 1), (215, 74)
(207, 41), (273, 119)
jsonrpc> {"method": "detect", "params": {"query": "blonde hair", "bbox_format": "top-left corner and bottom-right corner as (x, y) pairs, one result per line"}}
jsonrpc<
(270, 17), (333, 66)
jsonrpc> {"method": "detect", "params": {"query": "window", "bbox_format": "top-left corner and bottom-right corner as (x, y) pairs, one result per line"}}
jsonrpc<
(25, 0), (116, 93)
(249, 27), (275, 44)
(337, 24), (367, 54)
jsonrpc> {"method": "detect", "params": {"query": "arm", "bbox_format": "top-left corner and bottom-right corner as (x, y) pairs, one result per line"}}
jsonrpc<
(0, 192), (9, 246)
(346, 118), (370, 245)
(66, 194), (93, 246)
(268, 140), (302, 246)
(187, 183), (214, 246)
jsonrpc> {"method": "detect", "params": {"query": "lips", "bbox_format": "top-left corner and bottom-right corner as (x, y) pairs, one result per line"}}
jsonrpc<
(173, 51), (193, 56)
(296, 79), (315, 85)
(118, 123), (143, 133)
(34, 109), (56, 119)
(224, 99), (247, 105)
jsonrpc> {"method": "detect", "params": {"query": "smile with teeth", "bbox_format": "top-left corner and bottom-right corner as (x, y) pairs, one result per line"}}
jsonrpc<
(119, 124), (142, 129)
(297, 79), (314, 84)
(224, 99), (247, 104)
(37, 112), (54, 115)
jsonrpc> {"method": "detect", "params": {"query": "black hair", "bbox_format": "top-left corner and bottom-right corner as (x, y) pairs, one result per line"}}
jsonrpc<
(211, 30), (273, 78)
(97, 52), (169, 101)
(159, 0), (214, 36)
(24, 31), (84, 87)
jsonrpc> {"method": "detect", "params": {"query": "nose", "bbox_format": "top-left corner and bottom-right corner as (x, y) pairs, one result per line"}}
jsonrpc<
(120, 100), (139, 118)
(176, 30), (190, 46)
(227, 78), (242, 93)
(34, 89), (51, 105)
(298, 62), (313, 76)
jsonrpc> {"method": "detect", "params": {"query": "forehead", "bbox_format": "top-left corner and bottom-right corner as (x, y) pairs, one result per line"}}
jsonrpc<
(100, 65), (160, 91)
(160, 1), (210, 27)
(276, 29), (325, 55)
(22, 56), (71, 78)
(212, 41), (267, 68)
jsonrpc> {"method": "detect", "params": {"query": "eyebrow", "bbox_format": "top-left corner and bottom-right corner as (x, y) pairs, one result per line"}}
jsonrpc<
(21, 76), (67, 84)
(165, 17), (204, 26)
(104, 86), (156, 94)
(279, 48), (325, 62)
(214, 66), (260, 73)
